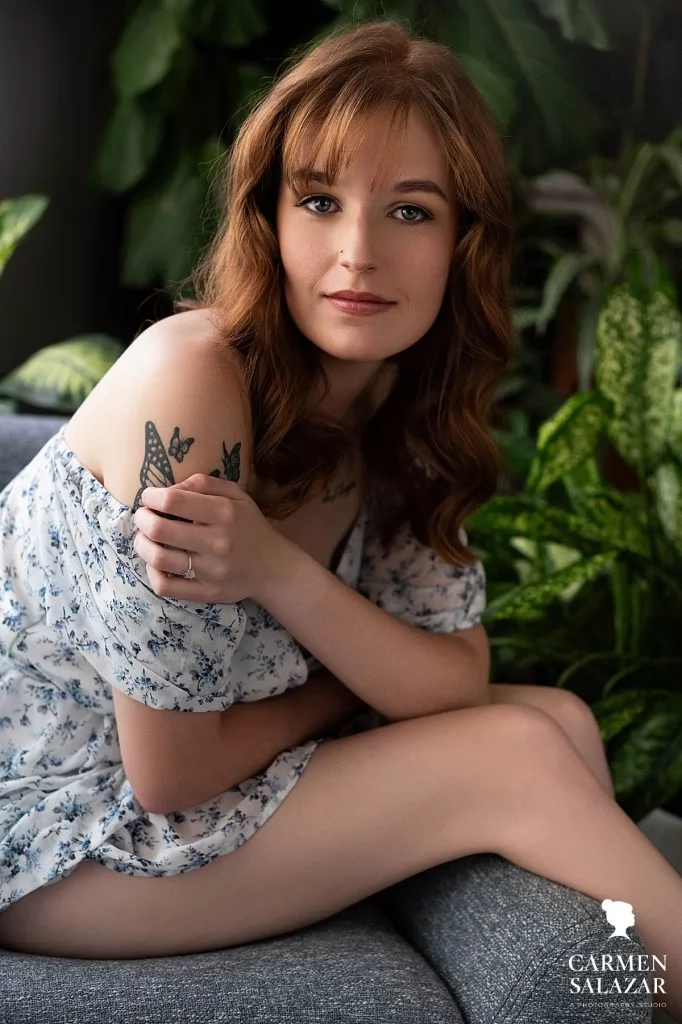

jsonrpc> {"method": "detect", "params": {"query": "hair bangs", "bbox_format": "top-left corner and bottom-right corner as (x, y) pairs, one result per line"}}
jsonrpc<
(282, 89), (412, 195)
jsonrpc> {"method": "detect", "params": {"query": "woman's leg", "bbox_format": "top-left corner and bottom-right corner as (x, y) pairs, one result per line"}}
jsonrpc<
(489, 682), (615, 798)
(0, 703), (532, 958)
(501, 710), (682, 1019)
(0, 703), (680, 1017)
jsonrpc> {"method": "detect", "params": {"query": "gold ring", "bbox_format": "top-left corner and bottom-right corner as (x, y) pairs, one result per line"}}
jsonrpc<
(183, 550), (196, 580)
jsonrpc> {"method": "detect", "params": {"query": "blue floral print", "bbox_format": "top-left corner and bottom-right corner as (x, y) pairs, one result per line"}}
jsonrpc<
(0, 425), (485, 910)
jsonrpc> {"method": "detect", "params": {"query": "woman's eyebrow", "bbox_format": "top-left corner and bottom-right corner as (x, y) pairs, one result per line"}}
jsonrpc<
(290, 168), (449, 203)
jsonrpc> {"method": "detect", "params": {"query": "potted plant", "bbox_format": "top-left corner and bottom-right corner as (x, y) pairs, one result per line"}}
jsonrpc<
(467, 279), (682, 824)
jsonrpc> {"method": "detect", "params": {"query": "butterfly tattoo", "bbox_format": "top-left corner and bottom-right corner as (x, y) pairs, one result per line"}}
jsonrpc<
(168, 426), (195, 463)
(209, 439), (241, 482)
(132, 421), (242, 519)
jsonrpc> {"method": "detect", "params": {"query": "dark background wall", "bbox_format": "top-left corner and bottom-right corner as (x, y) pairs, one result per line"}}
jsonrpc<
(0, 0), (330, 377)
(0, 1), (132, 377)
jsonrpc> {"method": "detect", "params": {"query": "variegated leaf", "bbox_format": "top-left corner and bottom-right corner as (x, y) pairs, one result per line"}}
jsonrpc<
(572, 493), (651, 557)
(483, 551), (617, 622)
(527, 391), (608, 494)
(670, 389), (682, 458)
(595, 285), (681, 474)
(467, 495), (650, 556)
(595, 690), (682, 818)
(562, 457), (601, 511)
(591, 689), (647, 744)
(652, 462), (682, 555)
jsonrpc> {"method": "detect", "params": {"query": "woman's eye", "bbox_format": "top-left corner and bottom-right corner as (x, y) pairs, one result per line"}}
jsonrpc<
(297, 195), (431, 224)
(301, 195), (335, 214)
(394, 205), (429, 224)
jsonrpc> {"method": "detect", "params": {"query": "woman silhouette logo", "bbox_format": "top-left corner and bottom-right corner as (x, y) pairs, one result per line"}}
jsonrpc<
(602, 899), (636, 938)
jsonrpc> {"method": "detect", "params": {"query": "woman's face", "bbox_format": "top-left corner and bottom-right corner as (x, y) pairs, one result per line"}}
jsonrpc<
(275, 104), (458, 402)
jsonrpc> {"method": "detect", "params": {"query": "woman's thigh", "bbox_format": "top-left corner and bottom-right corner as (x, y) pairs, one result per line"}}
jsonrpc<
(0, 702), (563, 960)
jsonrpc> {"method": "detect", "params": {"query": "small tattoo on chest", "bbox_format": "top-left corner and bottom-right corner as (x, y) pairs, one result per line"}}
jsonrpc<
(322, 479), (357, 503)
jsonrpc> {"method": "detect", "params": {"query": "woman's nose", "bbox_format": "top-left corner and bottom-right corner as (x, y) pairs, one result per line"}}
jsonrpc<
(339, 253), (376, 272)
(339, 242), (376, 272)
(337, 219), (379, 272)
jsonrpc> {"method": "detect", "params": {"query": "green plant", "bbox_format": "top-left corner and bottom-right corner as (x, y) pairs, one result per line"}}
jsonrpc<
(519, 127), (682, 391)
(94, 0), (620, 290)
(0, 195), (124, 416)
(324, 0), (607, 171)
(0, 195), (49, 280)
(92, 0), (270, 288)
(496, 1), (680, 441)
(0, 336), (125, 414)
(466, 280), (682, 822)
(0, 195), (50, 413)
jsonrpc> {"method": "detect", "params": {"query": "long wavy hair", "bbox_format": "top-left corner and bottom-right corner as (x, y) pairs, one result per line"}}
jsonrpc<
(178, 18), (515, 566)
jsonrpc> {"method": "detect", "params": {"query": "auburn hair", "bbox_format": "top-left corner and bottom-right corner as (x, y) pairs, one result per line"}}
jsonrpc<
(177, 18), (515, 566)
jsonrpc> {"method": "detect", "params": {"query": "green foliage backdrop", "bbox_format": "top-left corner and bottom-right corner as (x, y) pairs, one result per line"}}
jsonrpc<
(92, 0), (630, 290)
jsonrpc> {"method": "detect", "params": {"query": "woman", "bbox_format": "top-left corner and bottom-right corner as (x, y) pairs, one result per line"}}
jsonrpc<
(0, 18), (680, 1012)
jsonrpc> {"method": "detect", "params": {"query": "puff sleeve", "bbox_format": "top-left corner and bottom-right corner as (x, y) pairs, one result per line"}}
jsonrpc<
(356, 510), (486, 634)
(49, 460), (248, 713)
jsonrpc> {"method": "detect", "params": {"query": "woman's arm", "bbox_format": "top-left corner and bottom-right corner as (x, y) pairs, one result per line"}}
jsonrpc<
(255, 542), (490, 721)
(214, 670), (369, 790)
(147, 671), (369, 813)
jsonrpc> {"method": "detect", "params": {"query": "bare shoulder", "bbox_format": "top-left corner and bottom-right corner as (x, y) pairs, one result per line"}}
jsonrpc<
(130, 308), (246, 387)
(63, 308), (254, 502)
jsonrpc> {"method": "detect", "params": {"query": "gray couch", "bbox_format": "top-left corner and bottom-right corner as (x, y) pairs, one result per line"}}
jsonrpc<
(0, 414), (674, 1024)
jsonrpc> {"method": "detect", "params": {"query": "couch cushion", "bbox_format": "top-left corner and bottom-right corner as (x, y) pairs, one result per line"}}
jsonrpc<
(0, 896), (466, 1024)
(0, 414), (68, 491)
(384, 853), (655, 1024)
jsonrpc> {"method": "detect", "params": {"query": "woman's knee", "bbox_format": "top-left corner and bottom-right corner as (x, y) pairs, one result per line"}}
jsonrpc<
(490, 684), (605, 753)
(481, 699), (572, 753)
(474, 701), (596, 813)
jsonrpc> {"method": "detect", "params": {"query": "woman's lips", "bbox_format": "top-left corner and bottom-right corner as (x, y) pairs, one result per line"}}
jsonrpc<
(326, 296), (395, 316)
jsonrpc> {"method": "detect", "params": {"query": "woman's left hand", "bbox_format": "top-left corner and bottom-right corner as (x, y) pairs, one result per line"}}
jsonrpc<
(132, 474), (289, 605)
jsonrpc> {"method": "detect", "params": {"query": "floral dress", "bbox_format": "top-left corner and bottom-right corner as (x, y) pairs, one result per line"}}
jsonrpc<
(0, 425), (486, 910)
